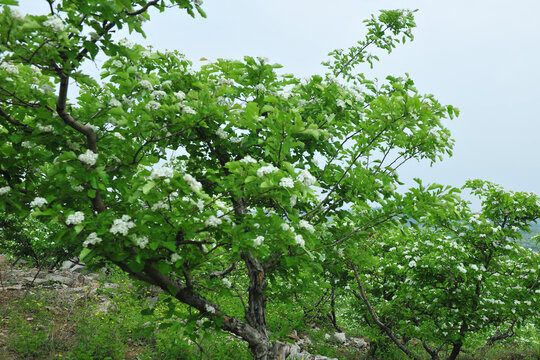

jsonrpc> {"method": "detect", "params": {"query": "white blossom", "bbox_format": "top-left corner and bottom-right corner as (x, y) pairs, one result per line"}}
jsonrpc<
(65, 211), (85, 226)
(281, 223), (290, 231)
(36, 124), (54, 132)
(171, 253), (181, 263)
(217, 96), (229, 106)
(257, 164), (279, 177)
(297, 169), (316, 186)
(174, 90), (186, 100)
(111, 60), (123, 68)
(113, 132), (125, 140)
(457, 264), (467, 274)
(43, 15), (65, 32)
(150, 167), (174, 179)
(151, 90), (167, 99)
(182, 105), (196, 115)
(205, 303), (216, 313)
(253, 236), (264, 247)
(279, 177), (294, 188)
(240, 156), (257, 164)
(72, 185), (84, 192)
(109, 98), (122, 107)
(336, 99), (346, 108)
(216, 127), (228, 139)
(110, 215), (135, 236)
(254, 84), (266, 92)
(0, 62), (19, 75)
(0, 186), (11, 195)
(408, 260), (417, 268)
(78, 149), (98, 166)
(83, 232), (102, 247)
(134, 236), (148, 248)
(10, 8), (23, 20)
(299, 220), (315, 234)
(146, 100), (161, 110)
(139, 80), (153, 90)
(222, 278), (232, 288)
(183, 174), (202, 192)
(205, 215), (222, 227)
(295, 234), (305, 247)
(21, 141), (33, 149)
(218, 78), (234, 86)
(290, 194), (298, 207)
(30, 197), (48, 208)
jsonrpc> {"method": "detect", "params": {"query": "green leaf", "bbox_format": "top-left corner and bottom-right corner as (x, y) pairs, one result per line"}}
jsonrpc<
(80, 248), (94, 262)
(1, 0), (19, 5)
(142, 181), (155, 194)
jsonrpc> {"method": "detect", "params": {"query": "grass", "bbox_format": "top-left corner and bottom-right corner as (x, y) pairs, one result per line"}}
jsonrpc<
(0, 268), (538, 359)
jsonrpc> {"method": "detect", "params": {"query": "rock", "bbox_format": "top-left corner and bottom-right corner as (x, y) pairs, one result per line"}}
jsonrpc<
(61, 260), (76, 271)
(103, 282), (120, 289)
(45, 274), (75, 286)
(348, 337), (369, 349)
(312, 356), (338, 360)
(5, 284), (23, 290)
(96, 299), (112, 313)
(22, 277), (49, 285)
(333, 332), (346, 343)
(0, 254), (8, 267)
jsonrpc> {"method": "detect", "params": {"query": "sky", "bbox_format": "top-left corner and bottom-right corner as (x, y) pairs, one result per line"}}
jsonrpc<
(17, 0), (540, 205)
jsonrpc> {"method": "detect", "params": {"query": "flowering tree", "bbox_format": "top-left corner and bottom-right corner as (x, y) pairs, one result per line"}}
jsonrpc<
(0, 2), (462, 358)
(350, 181), (540, 360)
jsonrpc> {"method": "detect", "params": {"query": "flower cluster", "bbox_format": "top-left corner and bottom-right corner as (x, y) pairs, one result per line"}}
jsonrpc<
(65, 211), (85, 226)
(299, 220), (315, 234)
(146, 101), (161, 110)
(295, 234), (305, 247)
(216, 127), (228, 139)
(30, 197), (47, 208)
(0, 186), (10, 195)
(253, 236), (264, 247)
(110, 215), (135, 236)
(175, 90), (186, 100)
(134, 236), (149, 248)
(151, 90), (166, 99)
(43, 15), (65, 32)
(297, 169), (316, 186)
(205, 215), (222, 227)
(0, 62), (18, 75)
(183, 174), (202, 192)
(279, 177), (294, 188)
(36, 124), (54, 132)
(150, 167), (174, 179)
(171, 253), (181, 263)
(257, 164), (279, 177)
(78, 149), (98, 166)
(83, 232), (102, 247)
(222, 278), (232, 288)
(240, 156), (257, 164)
(139, 80), (153, 90)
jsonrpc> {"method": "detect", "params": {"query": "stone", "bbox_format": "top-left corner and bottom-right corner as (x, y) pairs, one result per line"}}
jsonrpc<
(22, 277), (49, 285)
(348, 337), (368, 349)
(103, 282), (120, 289)
(45, 274), (75, 286)
(333, 332), (346, 343)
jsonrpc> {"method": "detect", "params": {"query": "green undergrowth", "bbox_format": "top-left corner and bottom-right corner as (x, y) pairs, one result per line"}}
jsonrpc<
(0, 267), (538, 360)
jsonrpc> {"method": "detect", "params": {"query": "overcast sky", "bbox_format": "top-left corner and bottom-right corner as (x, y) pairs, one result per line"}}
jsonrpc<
(18, 0), (540, 204)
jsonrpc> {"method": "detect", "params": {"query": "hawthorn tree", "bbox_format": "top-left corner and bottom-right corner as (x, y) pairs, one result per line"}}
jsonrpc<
(0, 2), (464, 358)
(348, 180), (540, 360)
